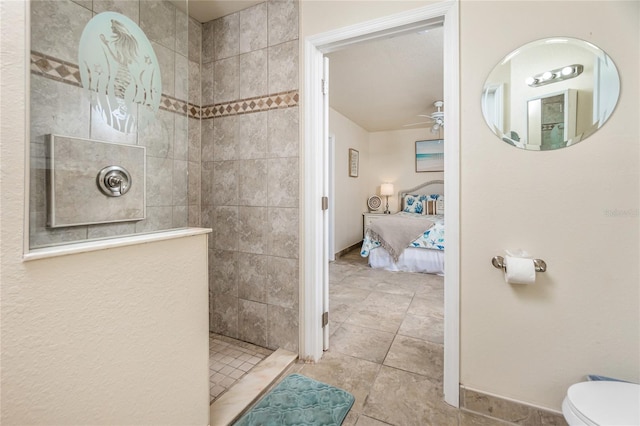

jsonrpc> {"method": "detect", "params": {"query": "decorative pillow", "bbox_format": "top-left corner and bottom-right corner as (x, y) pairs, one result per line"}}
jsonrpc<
(424, 194), (443, 202)
(403, 194), (426, 214)
(423, 194), (445, 215)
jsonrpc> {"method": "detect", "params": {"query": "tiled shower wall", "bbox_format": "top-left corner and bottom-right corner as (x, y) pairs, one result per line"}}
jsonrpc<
(29, 0), (201, 248)
(201, 0), (300, 352)
(29, 0), (299, 353)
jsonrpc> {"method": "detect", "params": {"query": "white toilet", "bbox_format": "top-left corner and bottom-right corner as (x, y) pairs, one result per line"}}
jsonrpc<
(562, 380), (640, 425)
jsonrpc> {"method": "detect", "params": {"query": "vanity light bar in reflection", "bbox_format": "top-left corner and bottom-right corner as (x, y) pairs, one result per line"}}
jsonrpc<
(526, 64), (584, 87)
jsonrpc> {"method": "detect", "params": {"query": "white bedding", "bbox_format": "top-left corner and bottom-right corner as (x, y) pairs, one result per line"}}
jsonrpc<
(368, 246), (444, 275)
(361, 212), (445, 274)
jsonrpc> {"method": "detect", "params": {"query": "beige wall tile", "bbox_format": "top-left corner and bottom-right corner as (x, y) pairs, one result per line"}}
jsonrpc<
(172, 205), (188, 228)
(239, 299), (268, 347)
(267, 106), (298, 157)
(188, 17), (202, 63)
(202, 21), (215, 63)
(238, 207), (268, 254)
(240, 3), (268, 54)
(30, 75), (91, 145)
(214, 206), (238, 251)
(267, 0), (298, 46)
(238, 159), (268, 206)
(139, 109), (174, 158)
(212, 293), (239, 338)
(188, 161), (201, 206)
(267, 157), (298, 207)
(238, 111), (268, 159)
(267, 305), (298, 352)
(211, 249), (238, 296)
(93, 0), (139, 22)
(214, 13), (240, 60)
(140, 0), (176, 50)
(175, 54), (189, 101)
(213, 160), (239, 206)
(189, 60), (201, 106)
(135, 206), (173, 233)
(214, 57), (240, 103)
(238, 253), (268, 303)
(173, 159), (188, 206)
(268, 40), (298, 94)
(175, 6), (189, 55)
(201, 62), (214, 106)
(31, 0), (91, 64)
(239, 49), (268, 100)
(266, 256), (298, 309)
(146, 156), (173, 206)
(213, 116), (238, 160)
(267, 207), (298, 258)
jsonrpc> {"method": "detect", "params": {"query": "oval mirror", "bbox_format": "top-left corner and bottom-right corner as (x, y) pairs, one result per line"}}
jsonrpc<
(481, 37), (620, 151)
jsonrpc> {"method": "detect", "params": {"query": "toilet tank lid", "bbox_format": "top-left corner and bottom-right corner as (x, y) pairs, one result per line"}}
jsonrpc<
(567, 381), (640, 425)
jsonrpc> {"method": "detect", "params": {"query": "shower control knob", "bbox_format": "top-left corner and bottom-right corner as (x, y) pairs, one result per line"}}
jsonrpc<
(97, 165), (132, 197)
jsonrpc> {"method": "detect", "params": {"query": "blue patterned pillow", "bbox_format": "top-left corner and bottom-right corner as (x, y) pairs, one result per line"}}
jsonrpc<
(424, 194), (443, 202)
(403, 195), (427, 214)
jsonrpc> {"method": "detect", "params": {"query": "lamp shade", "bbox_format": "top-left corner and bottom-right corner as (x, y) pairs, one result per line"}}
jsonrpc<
(380, 183), (394, 196)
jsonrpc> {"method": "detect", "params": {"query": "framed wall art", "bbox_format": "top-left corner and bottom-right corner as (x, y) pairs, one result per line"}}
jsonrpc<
(349, 148), (359, 177)
(415, 139), (444, 172)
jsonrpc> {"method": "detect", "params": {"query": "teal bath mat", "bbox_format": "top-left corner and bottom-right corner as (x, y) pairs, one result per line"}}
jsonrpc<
(233, 373), (355, 426)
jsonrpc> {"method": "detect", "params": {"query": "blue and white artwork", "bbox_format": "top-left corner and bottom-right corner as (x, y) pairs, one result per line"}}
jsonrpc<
(79, 12), (162, 134)
(415, 139), (444, 172)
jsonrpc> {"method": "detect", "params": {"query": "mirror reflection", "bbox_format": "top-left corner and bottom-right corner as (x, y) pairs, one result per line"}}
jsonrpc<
(482, 37), (620, 151)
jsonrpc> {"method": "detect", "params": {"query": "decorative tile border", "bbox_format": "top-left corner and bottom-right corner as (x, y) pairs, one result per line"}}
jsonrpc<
(30, 51), (298, 120)
(459, 386), (567, 426)
(200, 91), (299, 120)
(31, 51), (83, 88)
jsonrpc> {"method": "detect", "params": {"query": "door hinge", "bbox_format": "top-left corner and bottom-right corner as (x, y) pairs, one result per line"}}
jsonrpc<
(321, 196), (329, 211)
(321, 78), (328, 95)
(322, 311), (328, 327)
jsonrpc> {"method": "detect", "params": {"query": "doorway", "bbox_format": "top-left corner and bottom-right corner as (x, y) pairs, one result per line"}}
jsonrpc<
(302, 1), (460, 407)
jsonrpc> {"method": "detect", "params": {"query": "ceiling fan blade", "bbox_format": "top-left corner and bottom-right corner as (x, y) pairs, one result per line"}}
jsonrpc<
(403, 121), (431, 127)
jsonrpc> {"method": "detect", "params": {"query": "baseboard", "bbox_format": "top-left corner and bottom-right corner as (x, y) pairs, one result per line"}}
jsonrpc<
(459, 386), (567, 425)
(335, 242), (361, 258)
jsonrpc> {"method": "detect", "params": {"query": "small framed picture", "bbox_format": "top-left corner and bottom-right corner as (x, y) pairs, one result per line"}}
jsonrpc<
(415, 139), (444, 172)
(349, 148), (359, 177)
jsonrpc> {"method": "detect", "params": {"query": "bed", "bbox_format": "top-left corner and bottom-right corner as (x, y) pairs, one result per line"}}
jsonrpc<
(360, 180), (445, 275)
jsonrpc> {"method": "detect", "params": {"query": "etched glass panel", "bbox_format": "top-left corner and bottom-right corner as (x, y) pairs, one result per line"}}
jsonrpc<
(79, 12), (162, 134)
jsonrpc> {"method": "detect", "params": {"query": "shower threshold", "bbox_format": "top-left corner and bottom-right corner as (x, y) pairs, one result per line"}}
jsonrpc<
(209, 343), (297, 426)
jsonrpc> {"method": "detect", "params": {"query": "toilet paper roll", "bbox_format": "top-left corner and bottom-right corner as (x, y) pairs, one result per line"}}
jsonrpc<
(504, 255), (536, 284)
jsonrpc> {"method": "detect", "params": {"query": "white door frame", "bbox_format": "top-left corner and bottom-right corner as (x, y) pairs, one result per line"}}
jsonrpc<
(328, 134), (336, 262)
(301, 1), (460, 407)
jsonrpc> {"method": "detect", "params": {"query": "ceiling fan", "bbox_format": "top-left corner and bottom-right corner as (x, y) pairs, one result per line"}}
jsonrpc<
(404, 100), (444, 133)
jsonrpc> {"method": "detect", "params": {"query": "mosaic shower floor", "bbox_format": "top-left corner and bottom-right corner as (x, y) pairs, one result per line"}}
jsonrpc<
(209, 333), (273, 403)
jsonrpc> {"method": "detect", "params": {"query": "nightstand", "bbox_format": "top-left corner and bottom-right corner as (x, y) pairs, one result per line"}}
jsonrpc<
(363, 212), (386, 237)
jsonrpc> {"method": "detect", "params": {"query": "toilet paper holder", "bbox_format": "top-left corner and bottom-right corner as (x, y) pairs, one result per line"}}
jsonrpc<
(492, 256), (547, 272)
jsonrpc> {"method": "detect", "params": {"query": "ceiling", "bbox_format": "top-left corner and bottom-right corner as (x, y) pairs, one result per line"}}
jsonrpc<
(172, 1), (444, 133)
(170, 0), (262, 23)
(327, 27), (444, 132)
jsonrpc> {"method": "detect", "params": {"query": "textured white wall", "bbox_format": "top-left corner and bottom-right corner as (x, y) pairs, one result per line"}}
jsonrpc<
(330, 108), (371, 251)
(303, 0), (640, 412)
(368, 128), (444, 212)
(460, 0), (639, 410)
(1, 2), (210, 424)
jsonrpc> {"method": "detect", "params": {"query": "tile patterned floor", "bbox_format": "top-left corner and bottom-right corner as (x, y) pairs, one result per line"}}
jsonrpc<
(209, 333), (273, 403)
(282, 247), (511, 425)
